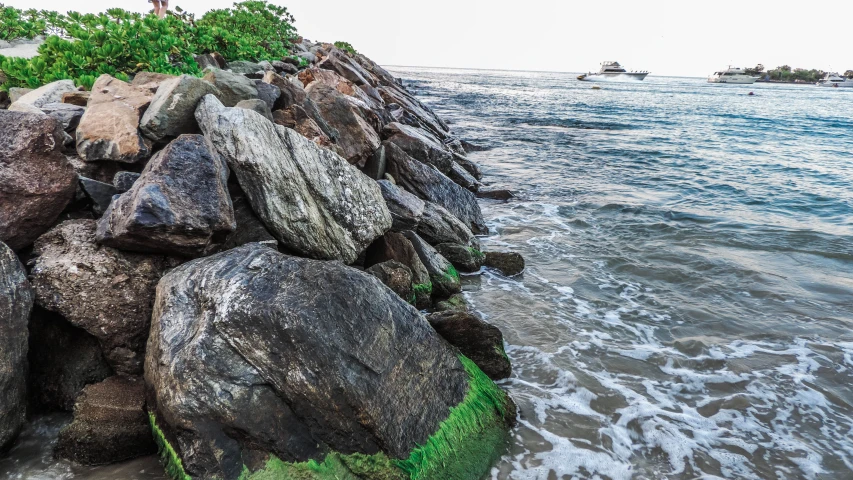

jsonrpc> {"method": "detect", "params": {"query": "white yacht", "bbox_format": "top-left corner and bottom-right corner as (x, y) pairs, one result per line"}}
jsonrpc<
(577, 62), (649, 81)
(708, 67), (759, 84)
(816, 73), (853, 88)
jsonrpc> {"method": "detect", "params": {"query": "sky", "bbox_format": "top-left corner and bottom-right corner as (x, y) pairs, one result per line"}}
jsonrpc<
(8, 0), (852, 77)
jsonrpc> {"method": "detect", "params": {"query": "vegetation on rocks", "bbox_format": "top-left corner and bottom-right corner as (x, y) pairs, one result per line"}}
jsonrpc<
(0, 1), (299, 90)
(333, 41), (357, 56)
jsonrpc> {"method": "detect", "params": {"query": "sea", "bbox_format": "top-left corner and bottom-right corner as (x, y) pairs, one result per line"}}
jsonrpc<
(2, 68), (852, 480)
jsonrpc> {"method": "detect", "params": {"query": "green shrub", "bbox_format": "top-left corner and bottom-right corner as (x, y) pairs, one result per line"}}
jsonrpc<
(0, 1), (299, 90)
(333, 41), (357, 56)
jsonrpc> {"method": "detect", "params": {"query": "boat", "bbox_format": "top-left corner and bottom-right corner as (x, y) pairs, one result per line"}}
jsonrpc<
(816, 73), (853, 88)
(707, 66), (759, 84)
(577, 61), (649, 81)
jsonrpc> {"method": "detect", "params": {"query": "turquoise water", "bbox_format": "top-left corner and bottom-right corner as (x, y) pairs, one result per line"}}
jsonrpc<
(389, 67), (853, 479)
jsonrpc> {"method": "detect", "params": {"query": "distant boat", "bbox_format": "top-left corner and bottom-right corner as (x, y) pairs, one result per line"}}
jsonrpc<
(816, 73), (853, 88)
(708, 66), (759, 84)
(577, 61), (649, 81)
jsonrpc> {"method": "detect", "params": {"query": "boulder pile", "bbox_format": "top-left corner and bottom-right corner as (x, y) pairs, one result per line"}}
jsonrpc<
(0, 40), (526, 479)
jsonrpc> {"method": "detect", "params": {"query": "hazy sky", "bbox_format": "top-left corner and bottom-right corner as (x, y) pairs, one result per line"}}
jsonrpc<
(9, 0), (852, 76)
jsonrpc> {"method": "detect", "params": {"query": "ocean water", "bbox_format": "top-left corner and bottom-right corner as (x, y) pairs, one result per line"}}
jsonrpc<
(3, 69), (852, 480)
(387, 67), (853, 480)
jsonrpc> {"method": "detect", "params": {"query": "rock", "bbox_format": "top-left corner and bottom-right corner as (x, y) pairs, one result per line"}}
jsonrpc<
(385, 142), (487, 234)
(8, 101), (45, 115)
(426, 311), (511, 380)
(418, 201), (480, 248)
(113, 171), (141, 193)
(378, 85), (449, 139)
(305, 82), (380, 167)
(283, 56), (301, 66)
(202, 67), (259, 107)
(452, 152), (484, 180)
(235, 98), (274, 122)
(477, 189), (514, 201)
(30, 220), (176, 374)
(76, 75), (153, 163)
(0, 111), (78, 250)
(377, 179), (424, 231)
(28, 307), (112, 412)
(317, 49), (375, 87)
(0, 241), (33, 451)
(383, 122), (453, 173)
(365, 231), (431, 307)
(97, 134), (234, 257)
(434, 293), (469, 312)
(196, 95), (390, 263)
(367, 260), (413, 302)
(13, 80), (77, 109)
(139, 75), (222, 142)
(0, 90), (8, 110)
(461, 139), (489, 152)
(271, 105), (334, 148)
(448, 161), (481, 192)
(252, 79), (281, 110)
(435, 243), (485, 273)
(227, 60), (264, 75)
(67, 158), (128, 185)
(9, 87), (33, 103)
(61, 91), (90, 107)
(130, 72), (177, 91)
(402, 231), (461, 298)
(297, 51), (317, 64)
(221, 194), (277, 250)
(55, 376), (156, 465)
(262, 71), (306, 109)
(39, 102), (85, 132)
(194, 53), (226, 70)
(145, 244), (513, 480)
(272, 60), (298, 75)
(79, 177), (120, 216)
(363, 144), (386, 180)
(484, 251), (525, 276)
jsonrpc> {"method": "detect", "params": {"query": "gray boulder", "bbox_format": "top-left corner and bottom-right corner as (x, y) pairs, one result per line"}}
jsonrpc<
(194, 53), (226, 70)
(55, 376), (156, 465)
(227, 60), (264, 75)
(145, 244), (513, 480)
(0, 111), (78, 250)
(378, 85), (450, 139)
(418, 201), (480, 248)
(0, 241), (33, 451)
(97, 135), (235, 257)
(79, 177), (119, 216)
(12, 79), (77, 109)
(252, 79), (281, 110)
(485, 251), (525, 276)
(27, 307), (112, 412)
(235, 98), (274, 122)
(113, 171), (141, 193)
(202, 67), (259, 107)
(377, 179), (424, 231)
(305, 82), (381, 167)
(435, 243), (486, 273)
(385, 142), (487, 234)
(30, 220), (177, 374)
(195, 95), (391, 263)
(384, 122), (454, 173)
(8, 87), (33, 103)
(402, 231), (461, 298)
(39, 102), (85, 132)
(140, 75), (222, 142)
(426, 310), (512, 380)
(367, 260), (413, 302)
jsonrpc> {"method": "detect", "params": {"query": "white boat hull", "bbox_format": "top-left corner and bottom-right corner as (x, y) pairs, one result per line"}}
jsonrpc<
(817, 81), (853, 88)
(579, 72), (648, 82)
(707, 76), (758, 84)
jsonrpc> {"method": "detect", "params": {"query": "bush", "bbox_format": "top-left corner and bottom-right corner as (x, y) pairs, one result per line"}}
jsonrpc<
(0, 1), (299, 90)
(333, 41), (357, 56)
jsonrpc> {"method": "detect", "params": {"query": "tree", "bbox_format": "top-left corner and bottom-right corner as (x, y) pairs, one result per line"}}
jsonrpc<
(845, 70), (853, 79)
(744, 63), (764, 76)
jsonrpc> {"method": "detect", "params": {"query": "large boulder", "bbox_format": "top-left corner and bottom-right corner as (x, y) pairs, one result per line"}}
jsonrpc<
(305, 82), (381, 167)
(55, 376), (156, 465)
(76, 75), (153, 163)
(435, 243), (486, 273)
(317, 49), (375, 87)
(383, 123), (453, 173)
(377, 179), (424, 231)
(79, 176), (120, 217)
(385, 142), (487, 234)
(195, 95), (391, 263)
(29, 220), (177, 374)
(12, 79), (77, 109)
(378, 85), (450, 139)
(28, 307), (112, 412)
(39, 102), (85, 133)
(139, 75), (222, 142)
(202, 68), (258, 107)
(96, 135), (235, 257)
(426, 311), (512, 380)
(485, 251), (525, 276)
(0, 241), (33, 451)
(0, 110), (78, 250)
(402, 231), (462, 298)
(145, 244), (514, 480)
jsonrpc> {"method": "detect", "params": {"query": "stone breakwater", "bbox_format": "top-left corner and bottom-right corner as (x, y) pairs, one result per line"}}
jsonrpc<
(0, 40), (525, 479)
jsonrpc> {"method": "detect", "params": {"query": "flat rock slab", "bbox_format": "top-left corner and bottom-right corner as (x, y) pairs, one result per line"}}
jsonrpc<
(55, 376), (156, 465)
(97, 134), (234, 257)
(30, 220), (178, 374)
(76, 75), (153, 163)
(196, 95), (390, 263)
(0, 241), (33, 451)
(0, 110), (78, 250)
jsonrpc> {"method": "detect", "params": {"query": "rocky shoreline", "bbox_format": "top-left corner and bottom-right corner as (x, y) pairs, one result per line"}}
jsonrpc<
(0, 40), (523, 479)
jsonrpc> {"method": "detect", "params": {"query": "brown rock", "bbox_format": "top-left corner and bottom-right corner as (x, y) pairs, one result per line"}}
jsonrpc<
(425, 310), (511, 380)
(76, 75), (154, 163)
(366, 260), (414, 303)
(0, 111), (78, 250)
(305, 82), (380, 167)
(365, 231), (431, 307)
(272, 105), (335, 148)
(130, 71), (177, 92)
(29, 220), (177, 374)
(55, 376), (156, 465)
(484, 251), (525, 276)
(61, 91), (90, 107)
